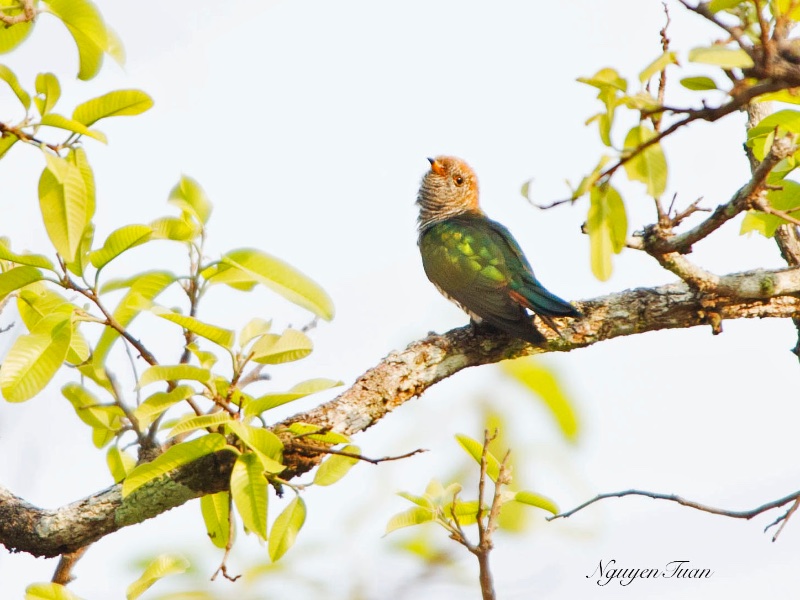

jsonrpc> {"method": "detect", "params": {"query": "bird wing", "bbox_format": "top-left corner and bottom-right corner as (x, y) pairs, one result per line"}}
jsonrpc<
(419, 217), (531, 325)
(479, 218), (581, 318)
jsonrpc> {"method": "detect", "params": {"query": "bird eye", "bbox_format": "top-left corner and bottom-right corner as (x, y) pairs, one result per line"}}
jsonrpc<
(453, 174), (464, 186)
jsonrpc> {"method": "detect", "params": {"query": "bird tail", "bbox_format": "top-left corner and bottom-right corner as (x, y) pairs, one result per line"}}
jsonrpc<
(510, 279), (582, 336)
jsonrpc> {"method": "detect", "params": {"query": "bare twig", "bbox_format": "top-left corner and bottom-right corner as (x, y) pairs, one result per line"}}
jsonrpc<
(211, 494), (240, 582)
(645, 135), (797, 255)
(0, 0), (36, 26)
(52, 546), (90, 585)
(292, 442), (427, 465)
(548, 487), (800, 541)
(0, 122), (62, 154)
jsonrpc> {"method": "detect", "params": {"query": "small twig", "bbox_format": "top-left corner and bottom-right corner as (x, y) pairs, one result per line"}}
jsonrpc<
(754, 201), (800, 228)
(106, 370), (146, 446)
(122, 339), (142, 406)
(765, 498), (800, 541)
(237, 364), (269, 388)
(645, 135), (797, 255)
(677, 0), (749, 49)
(530, 196), (574, 211)
(301, 317), (319, 333)
(292, 442), (427, 465)
(0, 121), (62, 154)
(652, 2), (672, 132)
(548, 487), (800, 540)
(52, 546), (90, 585)
(753, 0), (774, 65)
(0, 0), (36, 27)
(211, 495), (240, 582)
(671, 197), (710, 227)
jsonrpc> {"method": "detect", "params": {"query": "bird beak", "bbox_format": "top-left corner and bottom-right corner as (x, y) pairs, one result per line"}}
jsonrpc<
(428, 157), (446, 176)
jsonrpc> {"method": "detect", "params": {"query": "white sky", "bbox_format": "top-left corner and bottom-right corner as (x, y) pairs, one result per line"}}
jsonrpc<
(1, 1), (800, 598)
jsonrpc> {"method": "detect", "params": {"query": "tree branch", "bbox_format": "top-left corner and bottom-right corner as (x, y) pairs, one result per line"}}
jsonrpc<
(548, 487), (800, 541)
(3, 267), (800, 557)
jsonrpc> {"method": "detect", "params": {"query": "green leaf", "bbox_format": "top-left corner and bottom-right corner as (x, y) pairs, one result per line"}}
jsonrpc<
(73, 89), (153, 126)
(167, 412), (232, 438)
(741, 180), (800, 236)
(756, 89), (800, 105)
(230, 451), (268, 540)
(210, 248), (334, 320)
(151, 305), (234, 349)
(578, 68), (629, 147)
(226, 421), (285, 473)
(0, 133), (17, 159)
(35, 72), (61, 116)
(577, 67), (627, 92)
(66, 326), (90, 365)
(0, 237), (55, 270)
(0, 0), (35, 54)
(44, 0), (112, 81)
(513, 491), (559, 515)
(313, 444), (360, 486)
(134, 385), (196, 429)
(680, 76), (718, 91)
(638, 51), (677, 83)
(450, 500), (482, 525)
(126, 554), (190, 600)
(38, 156), (91, 262)
(708, 0), (745, 12)
(454, 434), (501, 482)
(287, 422), (349, 444)
(168, 175), (212, 225)
(771, 0), (800, 18)
(149, 216), (199, 242)
(397, 491), (435, 509)
(268, 496), (306, 562)
(107, 445), (136, 483)
(623, 123), (667, 197)
(106, 25), (125, 64)
(586, 184), (627, 281)
(250, 328), (313, 364)
(201, 491), (231, 549)
(39, 113), (107, 143)
(688, 46), (754, 69)
(25, 582), (84, 600)
(138, 364), (212, 388)
(88, 224), (152, 270)
(0, 266), (43, 300)
(748, 109), (800, 139)
(239, 317), (272, 348)
(501, 357), (579, 441)
(245, 378), (343, 418)
(16, 284), (74, 328)
(63, 149), (95, 278)
(385, 506), (434, 535)
(62, 382), (124, 438)
(0, 313), (72, 402)
(0, 64), (31, 110)
(122, 433), (228, 496)
(188, 343), (218, 370)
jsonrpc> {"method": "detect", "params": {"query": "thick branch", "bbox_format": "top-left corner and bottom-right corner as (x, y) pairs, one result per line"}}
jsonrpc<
(3, 267), (800, 557)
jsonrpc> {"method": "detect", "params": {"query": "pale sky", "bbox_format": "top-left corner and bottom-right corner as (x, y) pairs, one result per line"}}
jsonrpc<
(1, 1), (799, 598)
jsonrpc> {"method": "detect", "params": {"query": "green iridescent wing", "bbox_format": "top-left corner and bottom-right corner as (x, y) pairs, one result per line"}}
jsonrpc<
(419, 214), (579, 331)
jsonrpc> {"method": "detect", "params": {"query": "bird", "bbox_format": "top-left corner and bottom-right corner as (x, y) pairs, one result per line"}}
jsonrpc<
(416, 156), (581, 345)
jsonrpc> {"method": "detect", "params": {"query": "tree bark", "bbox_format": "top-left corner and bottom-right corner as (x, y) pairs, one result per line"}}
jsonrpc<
(2, 266), (800, 557)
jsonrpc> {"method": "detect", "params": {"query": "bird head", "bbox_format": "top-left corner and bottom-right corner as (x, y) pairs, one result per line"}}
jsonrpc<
(417, 156), (481, 230)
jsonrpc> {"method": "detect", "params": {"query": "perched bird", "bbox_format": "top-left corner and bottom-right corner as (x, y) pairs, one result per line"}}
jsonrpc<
(417, 156), (581, 344)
